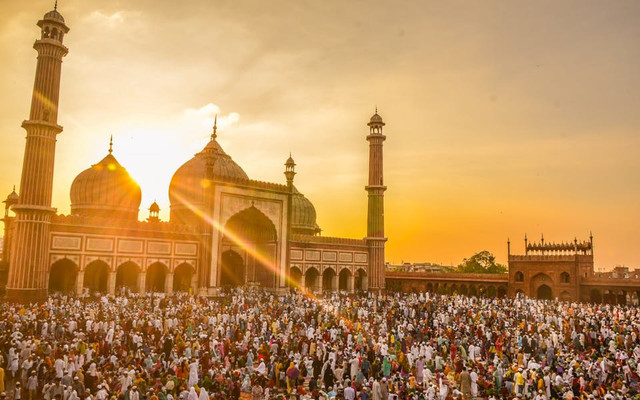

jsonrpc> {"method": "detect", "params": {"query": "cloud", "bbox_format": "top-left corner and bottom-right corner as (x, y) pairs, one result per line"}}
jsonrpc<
(88, 11), (126, 28)
(183, 103), (240, 131)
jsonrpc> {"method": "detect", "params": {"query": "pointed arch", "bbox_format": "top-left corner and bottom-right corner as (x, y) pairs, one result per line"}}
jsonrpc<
(146, 262), (168, 292)
(322, 267), (336, 291)
(514, 271), (524, 282)
(84, 260), (109, 293)
(304, 267), (319, 292)
(355, 268), (368, 291)
(116, 261), (140, 293)
(288, 266), (302, 289)
(339, 268), (352, 291)
(174, 262), (195, 292)
(49, 258), (78, 293)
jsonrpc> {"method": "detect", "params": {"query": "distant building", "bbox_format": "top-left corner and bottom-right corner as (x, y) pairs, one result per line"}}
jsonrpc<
(596, 266), (640, 279)
(386, 262), (454, 273)
(387, 235), (640, 305)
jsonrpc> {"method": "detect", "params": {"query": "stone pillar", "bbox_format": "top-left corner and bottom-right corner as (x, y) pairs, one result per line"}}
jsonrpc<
(165, 272), (174, 294)
(76, 269), (84, 296)
(348, 274), (355, 293)
(138, 272), (146, 295)
(107, 270), (116, 296)
(332, 274), (338, 292)
(300, 274), (306, 291)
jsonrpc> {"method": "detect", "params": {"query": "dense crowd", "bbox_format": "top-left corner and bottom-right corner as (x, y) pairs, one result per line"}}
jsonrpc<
(1, 288), (640, 400)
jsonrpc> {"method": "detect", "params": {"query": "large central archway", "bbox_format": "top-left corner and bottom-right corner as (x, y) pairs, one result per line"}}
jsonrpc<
(220, 206), (278, 289)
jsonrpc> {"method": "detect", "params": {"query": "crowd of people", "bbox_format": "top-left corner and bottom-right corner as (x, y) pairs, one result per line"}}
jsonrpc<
(1, 288), (640, 400)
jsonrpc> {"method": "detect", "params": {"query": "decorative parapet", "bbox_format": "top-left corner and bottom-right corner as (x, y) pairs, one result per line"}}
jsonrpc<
(219, 176), (289, 193)
(509, 254), (592, 262)
(386, 271), (508, 282)
(291, 234), (367, 246)
(52, 214), (199, 234)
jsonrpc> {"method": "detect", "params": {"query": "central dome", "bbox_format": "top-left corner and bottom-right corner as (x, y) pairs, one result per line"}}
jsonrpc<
(169, 137), (248, 223)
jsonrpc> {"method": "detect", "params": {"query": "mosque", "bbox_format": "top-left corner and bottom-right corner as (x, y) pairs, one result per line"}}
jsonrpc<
(3, 6), (639, 304)
(0, 6), (386, 301)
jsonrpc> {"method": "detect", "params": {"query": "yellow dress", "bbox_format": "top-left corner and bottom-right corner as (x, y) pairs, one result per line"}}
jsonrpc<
(0, 367), (5, 392)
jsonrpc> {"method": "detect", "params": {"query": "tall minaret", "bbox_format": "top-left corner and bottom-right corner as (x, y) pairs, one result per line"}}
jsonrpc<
(366, 110), (387, 292)
(6, 6), (69, 302)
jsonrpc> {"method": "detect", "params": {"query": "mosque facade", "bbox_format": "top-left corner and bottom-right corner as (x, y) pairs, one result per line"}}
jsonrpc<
(0, 7), (386, 301)
(2, 7), (638, 304)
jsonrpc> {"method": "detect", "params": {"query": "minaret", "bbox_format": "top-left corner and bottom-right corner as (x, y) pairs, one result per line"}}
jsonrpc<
(366, 109), (387, 292)
(6, 7), (69, 301)
(284, 154), (295, 288)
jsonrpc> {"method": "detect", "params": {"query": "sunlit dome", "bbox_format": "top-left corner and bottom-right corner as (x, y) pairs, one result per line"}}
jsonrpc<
(291, 186), (321, 235)
(70, 151), (141, 221)
(169, 137), (248, 223)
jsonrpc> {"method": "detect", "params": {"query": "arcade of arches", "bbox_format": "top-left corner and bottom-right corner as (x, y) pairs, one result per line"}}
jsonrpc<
(288, 267), (368, 293)
(47, 259), (196, 296)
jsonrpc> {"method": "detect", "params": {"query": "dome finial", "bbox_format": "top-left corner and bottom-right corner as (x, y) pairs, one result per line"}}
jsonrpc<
(108, 135), (113, 154)
(211, 115), (218, 140)
(54, 0), (58, 11)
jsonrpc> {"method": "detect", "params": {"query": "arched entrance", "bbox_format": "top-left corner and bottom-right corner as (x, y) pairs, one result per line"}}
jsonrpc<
(338, 268), (351, 291)
(497, 286), (507, 298)
(355, 268), (368, 291)
(174, 263), (194, 292)
(304, 267), (319, 292)
(49, 259), (77, 293)
(220, 250), (245, 286)
(116, 262), (139, 293)
(590, 288), (602, 303)
(530, 272), (553, 300)
(322, 268), (336, 292)
(84, 260), (109, 293)
(537, 284), (553, 300)
(222, 206), (278, 289)
(146, 262), (168, 292)
(288, 267), (302, 289)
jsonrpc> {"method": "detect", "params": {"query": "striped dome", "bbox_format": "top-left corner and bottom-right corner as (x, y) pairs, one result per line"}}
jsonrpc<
(291, 186), (321, 235)
(70, 153), (141, 220)
(169, 138), (248, 222)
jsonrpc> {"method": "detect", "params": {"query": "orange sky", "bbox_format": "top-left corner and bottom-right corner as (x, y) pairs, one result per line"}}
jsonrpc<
(1, 0), (639, 270)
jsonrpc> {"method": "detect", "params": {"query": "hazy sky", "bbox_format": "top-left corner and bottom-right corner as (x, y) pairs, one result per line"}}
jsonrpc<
(1, 0), (639, 269)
